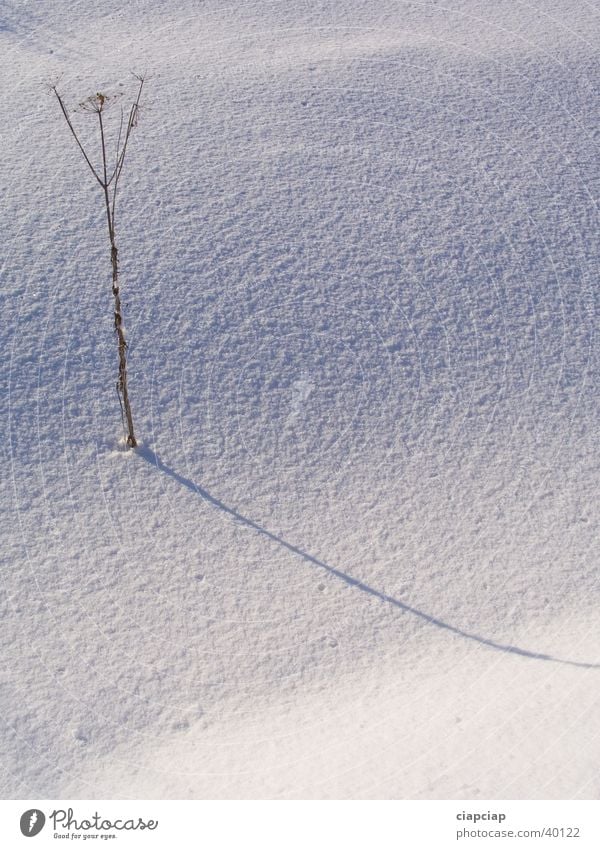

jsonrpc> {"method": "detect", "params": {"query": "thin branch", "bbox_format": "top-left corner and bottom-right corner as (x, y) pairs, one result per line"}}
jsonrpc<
(51, 85), (104, 188)
(110, 106), (134, 222)
(108, 106), (125, 188)
(98, 108), (109, 187)
(110, 76), (145, 222)
(98, 108), (116, 255)
(114, 77), (145, 188)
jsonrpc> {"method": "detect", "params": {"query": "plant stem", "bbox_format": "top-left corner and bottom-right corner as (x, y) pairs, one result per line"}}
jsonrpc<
(99, 109), (137, 448)
(52, 81), (143, 449)
(101, 188), (136, 447)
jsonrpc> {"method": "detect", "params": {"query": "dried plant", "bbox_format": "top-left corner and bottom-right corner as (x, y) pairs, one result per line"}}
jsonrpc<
(50, 74), (146, 448)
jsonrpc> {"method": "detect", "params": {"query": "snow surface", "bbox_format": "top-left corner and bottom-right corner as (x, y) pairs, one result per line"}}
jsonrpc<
(2, 0), (600, 799)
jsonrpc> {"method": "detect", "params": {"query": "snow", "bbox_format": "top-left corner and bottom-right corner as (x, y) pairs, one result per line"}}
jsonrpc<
(1, 0), (600, 799)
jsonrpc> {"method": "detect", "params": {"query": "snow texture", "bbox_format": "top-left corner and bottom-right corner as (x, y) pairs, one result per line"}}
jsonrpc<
(1, 0), (600, 799)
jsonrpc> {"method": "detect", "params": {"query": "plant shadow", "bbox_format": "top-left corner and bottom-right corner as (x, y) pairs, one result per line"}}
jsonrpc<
(138, 446), (599, 671)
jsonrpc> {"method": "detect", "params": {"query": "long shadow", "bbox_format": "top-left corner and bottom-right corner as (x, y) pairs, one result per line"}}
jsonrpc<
(138, 446), (599, 671)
